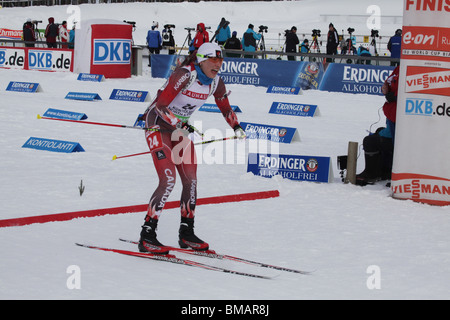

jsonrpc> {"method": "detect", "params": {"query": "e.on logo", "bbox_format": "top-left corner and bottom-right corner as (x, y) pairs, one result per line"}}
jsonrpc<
(402, 26), (438, 50)
(402, 26), (450, 52)
(93, 39), (131, 65)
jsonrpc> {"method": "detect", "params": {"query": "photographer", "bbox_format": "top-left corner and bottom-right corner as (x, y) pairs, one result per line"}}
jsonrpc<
(191, 23), (210, 52)
(224, 31), (242, 58)
(146, 21), (162, 67)
(242, 24), (261, 58)
(285, 26), (299, 61)
(326, 22), (339, 61)
(44, 17), (58, 48)
(22, 20), (36, 48)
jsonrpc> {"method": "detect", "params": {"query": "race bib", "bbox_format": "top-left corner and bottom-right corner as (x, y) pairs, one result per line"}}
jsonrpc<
(145, 126), (163, 152)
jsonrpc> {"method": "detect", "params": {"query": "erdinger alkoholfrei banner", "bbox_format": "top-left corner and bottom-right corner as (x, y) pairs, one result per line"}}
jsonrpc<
(74, 20), (132, 78)
(150, 55), (394, 96)
(391, 0), (450, 206)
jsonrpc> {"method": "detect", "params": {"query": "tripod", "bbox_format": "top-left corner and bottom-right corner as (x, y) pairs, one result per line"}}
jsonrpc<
(310, 34), (320, 53)
(257, 33), (267, 59)
(179, 28), (193, 56)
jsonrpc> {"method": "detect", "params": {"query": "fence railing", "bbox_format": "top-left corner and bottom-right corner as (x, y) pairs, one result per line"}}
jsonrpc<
(0, 39), (400, 66)
(2, 0), (282, 7)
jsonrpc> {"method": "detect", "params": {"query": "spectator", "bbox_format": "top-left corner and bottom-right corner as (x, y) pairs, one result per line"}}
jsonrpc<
(242, 24), (261, 59)
(215, 17), (231, 46)
(146, 21), (162, 67)
(68, 24), (75, 49)
(285, 26), (300, 61)
(357, 45), (371, 64)
(224, 31), (242, 58)
(356, 66), (399, 185)
(388, 29), (402, 66)
(300, 38), (309, 60)
(23, 21), (36, 48)
(45, 17), (58, 48)
(59, 21), (69, 49)
(326, 23), (339, 62)
(191, 23), (210, 52)
(341, 38), (357, 63)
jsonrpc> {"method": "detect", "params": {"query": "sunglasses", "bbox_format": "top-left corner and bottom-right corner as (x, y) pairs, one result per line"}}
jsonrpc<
(197, 53), (224, 63)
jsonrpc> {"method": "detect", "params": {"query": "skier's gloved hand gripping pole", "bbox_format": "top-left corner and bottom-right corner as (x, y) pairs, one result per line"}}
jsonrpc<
(112, 132), (241, 160)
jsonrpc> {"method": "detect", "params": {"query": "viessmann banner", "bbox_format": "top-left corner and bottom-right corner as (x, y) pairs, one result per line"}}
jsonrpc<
(151, 55), (394, 96)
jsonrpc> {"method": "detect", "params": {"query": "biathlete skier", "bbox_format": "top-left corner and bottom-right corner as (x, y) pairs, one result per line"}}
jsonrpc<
(139, 42), (246, 254)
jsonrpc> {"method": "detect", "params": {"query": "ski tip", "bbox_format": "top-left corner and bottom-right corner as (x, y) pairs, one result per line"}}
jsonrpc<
(112, 155), (117, 161)
(37, 114), (42, 119)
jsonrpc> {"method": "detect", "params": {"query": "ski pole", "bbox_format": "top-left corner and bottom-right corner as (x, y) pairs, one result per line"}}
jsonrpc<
(37, 114), (202, 134)
(112, 136), (238, 160)
(37, 114), (151, 130)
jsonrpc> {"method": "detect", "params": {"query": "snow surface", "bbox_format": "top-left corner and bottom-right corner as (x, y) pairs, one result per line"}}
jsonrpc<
(1, 1), (450, 301)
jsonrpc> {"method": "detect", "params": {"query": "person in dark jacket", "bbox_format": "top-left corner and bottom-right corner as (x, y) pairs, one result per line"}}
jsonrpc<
(23, 21), (36, 47)
(242, 24), (261, 58)
(387, 29), (402, 66)
(45, 17), (58, 48)
(326, 23), (339, 61)
(356, 66), (399, 185)
(285, 26), (300, 61)
(224, 31), (242, 58)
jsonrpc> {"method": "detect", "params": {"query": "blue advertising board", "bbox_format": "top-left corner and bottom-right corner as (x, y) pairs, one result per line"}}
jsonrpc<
(319, 63), (394, 95)
(240, 122), (299, 144)
(109, 89), (149, 102)
(65, 92), (102, 101)
(77, 73), (104, 82)
(43, 108), (87, 120)
(266, 86), (302, 95)
(22, 137), (85, 153)
(150, 54), (394, 96)
(199, 103), (242, 113)
(269, 102), (318, 117)
(6, 81), (40, 93)
(247, 153), (332, 183)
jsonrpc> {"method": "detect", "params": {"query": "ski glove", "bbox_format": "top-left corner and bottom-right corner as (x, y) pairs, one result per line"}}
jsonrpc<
(234, 125), (246, 140)
(176, 121), (195, 133)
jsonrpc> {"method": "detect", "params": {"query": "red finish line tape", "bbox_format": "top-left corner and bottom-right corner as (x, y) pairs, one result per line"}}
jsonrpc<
(0, 190), (279, 228)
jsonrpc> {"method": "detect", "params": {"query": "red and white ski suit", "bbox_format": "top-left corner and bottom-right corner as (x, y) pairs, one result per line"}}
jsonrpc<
(143, 63), (240, 221)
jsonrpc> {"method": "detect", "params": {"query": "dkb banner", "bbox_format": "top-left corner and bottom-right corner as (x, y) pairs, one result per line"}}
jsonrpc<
(150, 55), (394, 96)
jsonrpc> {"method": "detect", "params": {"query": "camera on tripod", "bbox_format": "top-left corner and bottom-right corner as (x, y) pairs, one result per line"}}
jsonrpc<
(347, 27), (355, 35)
(184, 27), (195, 31)
(124, 20), (136, 31)
(259, 25), (268, 33)
(312, 29), (321, 37)
(164, 24), (175, 29)
(31, 20), (42, 24)
(371, 29), (379, 38)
